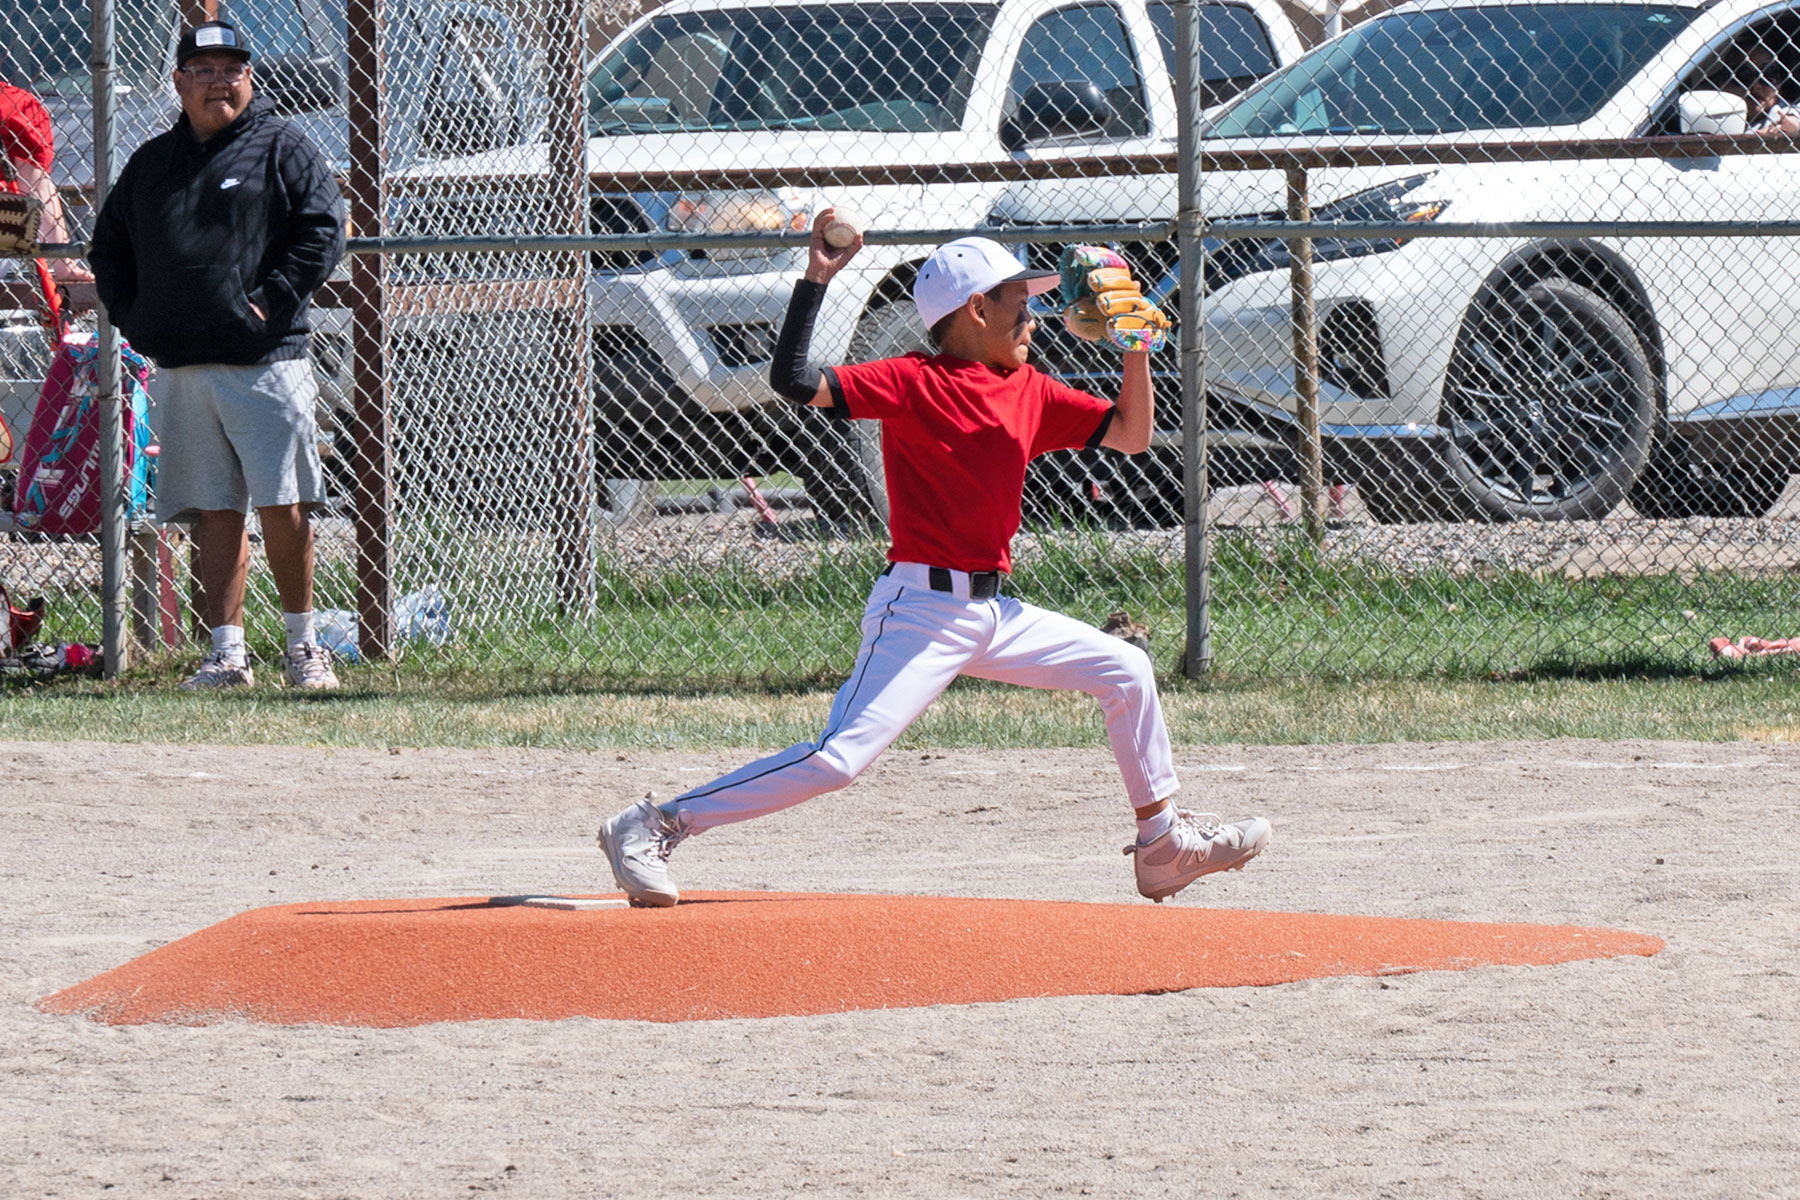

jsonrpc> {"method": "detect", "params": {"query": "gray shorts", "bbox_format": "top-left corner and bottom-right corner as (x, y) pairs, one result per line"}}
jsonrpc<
(151, 358), (328, 524)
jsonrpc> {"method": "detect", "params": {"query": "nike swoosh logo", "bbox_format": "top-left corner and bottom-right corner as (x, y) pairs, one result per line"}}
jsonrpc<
(220, 178), (242, 189)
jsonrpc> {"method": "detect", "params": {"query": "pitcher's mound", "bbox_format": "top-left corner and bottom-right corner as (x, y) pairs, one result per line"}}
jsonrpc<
(38, 892), (1662, 1027)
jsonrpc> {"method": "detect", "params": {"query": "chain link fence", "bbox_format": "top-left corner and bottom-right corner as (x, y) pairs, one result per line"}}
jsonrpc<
(6, 0), (1800, 682)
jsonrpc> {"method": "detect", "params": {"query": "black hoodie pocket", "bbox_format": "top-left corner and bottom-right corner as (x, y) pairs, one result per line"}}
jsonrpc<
(132, 264), (266, 359)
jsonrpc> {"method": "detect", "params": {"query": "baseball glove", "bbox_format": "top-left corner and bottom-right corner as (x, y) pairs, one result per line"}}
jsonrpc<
(1101, 609), (1150, 653)
(1057, 244), (1170, 352)
(0, 192), (42, 257)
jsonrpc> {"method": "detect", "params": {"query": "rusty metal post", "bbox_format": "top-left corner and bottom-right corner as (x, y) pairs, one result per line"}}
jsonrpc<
(548, 0), (596, 617)
(1176, 0), (1211, 678)
(1286, 166), (1327, 545)
(346, 0), (393, 658)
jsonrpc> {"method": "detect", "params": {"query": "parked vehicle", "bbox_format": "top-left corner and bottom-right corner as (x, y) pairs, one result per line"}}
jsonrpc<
(0, 0), (542, 501)
(391, 0), (1303, 526)
(1198, 0), (1800, 522)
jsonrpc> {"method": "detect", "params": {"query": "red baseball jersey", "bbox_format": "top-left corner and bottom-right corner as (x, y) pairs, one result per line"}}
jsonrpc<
(0, 83), (55, 194)
(830, 353), (1113, 573)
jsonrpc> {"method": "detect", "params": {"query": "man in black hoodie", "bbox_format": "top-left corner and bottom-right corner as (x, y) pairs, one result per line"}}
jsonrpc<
(90, 20), (346, 690)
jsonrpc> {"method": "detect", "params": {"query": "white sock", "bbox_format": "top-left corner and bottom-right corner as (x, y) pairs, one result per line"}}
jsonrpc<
(210, 624), (247, 664)
(1136, 804), (1176, 844)
(283, 611), (317, 652)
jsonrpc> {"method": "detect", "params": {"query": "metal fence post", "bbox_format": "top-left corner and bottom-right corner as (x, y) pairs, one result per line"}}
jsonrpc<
(91, 0), (128, 677)
(347, 0), (393, 660)
(1285, 165), (1326, 545)
(1175, 0), (1211, 678)
(549, 0), (595, 618)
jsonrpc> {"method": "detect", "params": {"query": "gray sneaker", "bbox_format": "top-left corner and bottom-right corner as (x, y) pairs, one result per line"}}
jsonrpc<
(598, 795), (692, 908)
(1124, 810), (1271, 902)
(281, 643), (340, 690)
(179, 652), (254, 691)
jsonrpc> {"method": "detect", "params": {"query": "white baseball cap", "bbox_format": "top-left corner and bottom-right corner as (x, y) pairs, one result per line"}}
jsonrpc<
(912, 237), (1060, 329)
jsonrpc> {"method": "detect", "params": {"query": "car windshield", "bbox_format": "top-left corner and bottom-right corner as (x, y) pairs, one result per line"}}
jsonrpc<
(586, 3), (996, 134)
(2, 0), (173, 96)
(1206, 3), (1697, 137)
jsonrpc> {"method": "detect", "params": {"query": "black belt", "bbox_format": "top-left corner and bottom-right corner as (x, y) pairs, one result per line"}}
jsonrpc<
(883, 563), (1003, 599)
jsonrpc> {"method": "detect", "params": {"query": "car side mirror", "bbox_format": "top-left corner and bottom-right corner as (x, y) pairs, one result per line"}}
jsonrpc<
(1000, 80), (1114, 151)
(255, 54), (342, 116)
(1679, 89), (1747, 136)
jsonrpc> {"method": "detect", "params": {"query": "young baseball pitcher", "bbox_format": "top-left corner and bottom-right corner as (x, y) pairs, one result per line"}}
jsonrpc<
(599, 212), (1270, 906)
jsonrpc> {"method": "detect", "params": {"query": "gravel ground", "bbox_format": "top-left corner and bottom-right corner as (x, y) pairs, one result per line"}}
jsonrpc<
(4, 737), (1797, 1198)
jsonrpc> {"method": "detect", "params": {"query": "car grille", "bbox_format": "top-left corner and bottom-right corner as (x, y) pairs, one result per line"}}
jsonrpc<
(708, 322), (776, 368)
(594, 324), (655, 361)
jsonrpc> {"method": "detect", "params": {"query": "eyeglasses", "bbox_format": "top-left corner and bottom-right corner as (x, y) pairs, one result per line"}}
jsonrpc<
(179, 63), (249, 84)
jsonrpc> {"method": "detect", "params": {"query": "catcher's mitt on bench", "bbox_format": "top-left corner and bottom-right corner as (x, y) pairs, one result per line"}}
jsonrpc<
(0, 191), (43, 258)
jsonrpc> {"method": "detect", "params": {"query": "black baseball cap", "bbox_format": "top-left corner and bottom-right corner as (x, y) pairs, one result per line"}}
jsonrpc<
(177, 20), (253, 67)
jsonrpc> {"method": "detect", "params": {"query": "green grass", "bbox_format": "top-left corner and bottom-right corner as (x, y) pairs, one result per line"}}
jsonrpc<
(10, 525), (1800, 751)
(324, 526), (1798, 684)
(8, 663), (1800, 750)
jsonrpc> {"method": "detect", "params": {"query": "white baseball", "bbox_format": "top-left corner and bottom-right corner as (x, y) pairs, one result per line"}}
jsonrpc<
(823, 206), (864, 250)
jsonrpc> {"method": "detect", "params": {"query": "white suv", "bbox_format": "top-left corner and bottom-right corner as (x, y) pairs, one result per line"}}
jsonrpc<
(1199, 0), (1800, 521)
(397, 0), (1301, 524)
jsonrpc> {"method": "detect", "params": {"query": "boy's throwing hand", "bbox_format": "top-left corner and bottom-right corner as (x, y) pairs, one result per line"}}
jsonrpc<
(805, 207), (863, 284)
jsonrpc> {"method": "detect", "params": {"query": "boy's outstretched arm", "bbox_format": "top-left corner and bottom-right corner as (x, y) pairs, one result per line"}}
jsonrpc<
(770, 209), (863, 409)
(1099, 351), (1153, 453)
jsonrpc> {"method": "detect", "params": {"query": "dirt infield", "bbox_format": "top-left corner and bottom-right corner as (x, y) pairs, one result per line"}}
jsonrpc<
(5, 737), (1798, 1196)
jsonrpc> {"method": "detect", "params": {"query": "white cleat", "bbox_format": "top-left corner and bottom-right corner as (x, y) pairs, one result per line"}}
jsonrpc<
(597, 795), (691, 908)
(1125, 810), (1271, 902)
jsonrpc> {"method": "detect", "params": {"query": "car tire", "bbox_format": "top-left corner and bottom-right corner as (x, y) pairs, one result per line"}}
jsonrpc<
(1094, 449), (1185, 529)
(1022, 450), (1107, 528)
(1434, 277), (1656, 522)
(1628, 436), (1790, 519)
(797, 416), (886, 531)
(588, 350), (668, 528)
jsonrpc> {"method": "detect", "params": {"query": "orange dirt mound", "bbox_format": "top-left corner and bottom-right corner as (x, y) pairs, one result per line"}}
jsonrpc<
(38, 893), (1662, 1026)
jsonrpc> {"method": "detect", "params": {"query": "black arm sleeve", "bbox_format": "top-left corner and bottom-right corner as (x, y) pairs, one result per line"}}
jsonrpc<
(770, 278), (828, 407)
(1084, 408), (1116, 450)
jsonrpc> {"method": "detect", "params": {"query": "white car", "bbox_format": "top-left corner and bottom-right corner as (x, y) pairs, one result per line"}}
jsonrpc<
(393, 0), (1302, 525)
(1198, 0), (1800, 521)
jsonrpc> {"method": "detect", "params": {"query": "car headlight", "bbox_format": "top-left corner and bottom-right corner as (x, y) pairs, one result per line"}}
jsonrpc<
(1309, 174), (1448, 258)
(663, 190), (810, 269)
(1253, 174), (1448, 272)
(665, 191), (810, 237)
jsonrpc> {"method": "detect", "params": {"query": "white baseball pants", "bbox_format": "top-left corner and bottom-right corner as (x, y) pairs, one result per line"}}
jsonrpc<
(667, 563), (1179, 832)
